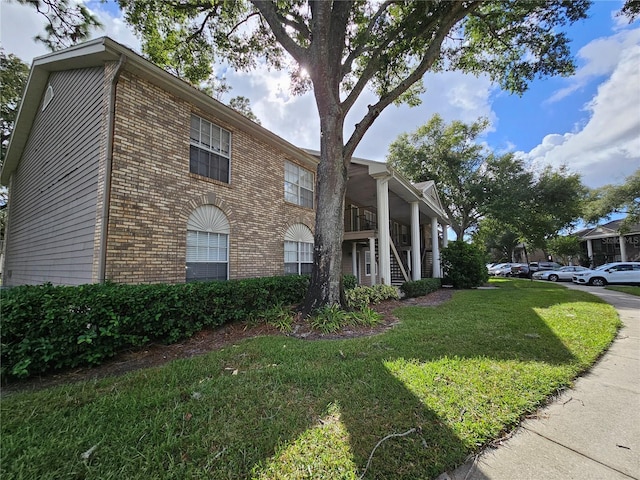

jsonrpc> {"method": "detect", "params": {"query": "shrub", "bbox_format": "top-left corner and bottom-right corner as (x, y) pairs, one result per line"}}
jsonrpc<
(400, 278), (442, 298)
(369, 284), (400, 303)
(349, 306), (383, 326)
(310, 304), (349, 334)
(342, 274), (358, 290)
(1, 275), (309, 380)
(344, 284), (399, 310)
(441, 240), (489, 289)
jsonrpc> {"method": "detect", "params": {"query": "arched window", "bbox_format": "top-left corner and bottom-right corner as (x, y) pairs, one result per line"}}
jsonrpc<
(186, 205), (229, 282)
(284, 224), (314, 275)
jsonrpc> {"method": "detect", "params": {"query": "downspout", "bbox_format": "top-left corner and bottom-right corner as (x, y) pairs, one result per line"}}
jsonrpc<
(98, 54), (126, 282)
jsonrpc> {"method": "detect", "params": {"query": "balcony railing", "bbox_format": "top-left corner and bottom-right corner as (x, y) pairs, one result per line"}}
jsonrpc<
(344, 208), (377, 232)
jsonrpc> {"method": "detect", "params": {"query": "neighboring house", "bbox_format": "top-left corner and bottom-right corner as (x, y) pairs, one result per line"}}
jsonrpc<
(575, 219), (640, 267)
(0, 37), (449, 288)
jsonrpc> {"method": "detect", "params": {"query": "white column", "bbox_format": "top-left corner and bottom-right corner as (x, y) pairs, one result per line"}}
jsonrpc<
(376, 177), (391, 285)
(351, 242), (358, 281)
(587, 239), (594, 266)
(410, 201), (421, 280)
(431, 217), (441, 278)
(442, 224), (449, 248)
(369, 236), (377, 285)
(619, 235), (627, 261)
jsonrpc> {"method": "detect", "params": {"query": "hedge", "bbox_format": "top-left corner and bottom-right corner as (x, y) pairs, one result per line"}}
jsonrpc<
(0, 275), (309, 380)
(400, 278), (442, 298)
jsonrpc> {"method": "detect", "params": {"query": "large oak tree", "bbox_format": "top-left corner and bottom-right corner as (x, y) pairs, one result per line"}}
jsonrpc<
(24, 0), (593, 312)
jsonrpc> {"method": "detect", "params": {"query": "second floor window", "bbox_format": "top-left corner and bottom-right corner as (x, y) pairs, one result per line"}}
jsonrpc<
(190, 114), (231, 183)
(285, 161), (314, 208)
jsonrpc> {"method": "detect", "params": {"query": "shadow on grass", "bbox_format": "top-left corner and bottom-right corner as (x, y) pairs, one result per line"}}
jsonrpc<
(2, 280), (617, 479)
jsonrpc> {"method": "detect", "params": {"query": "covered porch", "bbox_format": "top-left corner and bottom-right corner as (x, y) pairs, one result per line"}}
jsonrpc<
(341, 157), (450, 286)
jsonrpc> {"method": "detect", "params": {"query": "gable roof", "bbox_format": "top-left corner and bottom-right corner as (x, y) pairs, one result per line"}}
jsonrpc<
(575, 219), (640, 239)
(1, 36), (317, 185)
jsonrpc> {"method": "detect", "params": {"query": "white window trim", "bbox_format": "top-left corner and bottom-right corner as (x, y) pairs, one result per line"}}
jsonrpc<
(284, 160), (314, 208)
(186, 205), (230, 281)
(365, 250), (375, 277)
(42, 84), (54, 111)
(190, 114), (232, 183)
(284, 223), (314, 275)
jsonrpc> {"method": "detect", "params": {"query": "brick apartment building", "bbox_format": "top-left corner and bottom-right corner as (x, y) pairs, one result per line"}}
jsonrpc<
(0, 37), (449, 287)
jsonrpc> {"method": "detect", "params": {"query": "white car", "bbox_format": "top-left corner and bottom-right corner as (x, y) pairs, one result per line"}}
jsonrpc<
(489, 263), (518, 276)
(572, 262), (640, 286)
(533, 265), (590, 282)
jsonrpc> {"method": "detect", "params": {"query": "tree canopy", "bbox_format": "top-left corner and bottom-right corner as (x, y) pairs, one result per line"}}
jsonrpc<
(485, 163), (586, 251)
(17, 0), (101, 51)
(0, 50), (30, 169)
(20, 0), (593, 311)
(389, 113), (587, 256)
(583, 169), (640, 233)
(387, 114), (490, 238)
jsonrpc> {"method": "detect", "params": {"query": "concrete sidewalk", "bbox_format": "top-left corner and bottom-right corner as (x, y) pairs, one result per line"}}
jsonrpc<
(439, 283), (640, 480)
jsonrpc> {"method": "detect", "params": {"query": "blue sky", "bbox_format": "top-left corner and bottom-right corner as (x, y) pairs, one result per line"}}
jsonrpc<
(1, 0), (638, 190)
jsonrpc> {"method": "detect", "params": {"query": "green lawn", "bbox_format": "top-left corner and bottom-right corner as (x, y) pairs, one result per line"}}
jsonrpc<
(0, 280), (620, 480)
(605, 285), (640, 296)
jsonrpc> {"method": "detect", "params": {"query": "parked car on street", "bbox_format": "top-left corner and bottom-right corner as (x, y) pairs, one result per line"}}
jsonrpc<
(532, 265), (590, 282)
(489, 263), (518, 276)
(572, 262), (640, 286)
(510, 263), (530, 278)
(529, 261), (563, 274)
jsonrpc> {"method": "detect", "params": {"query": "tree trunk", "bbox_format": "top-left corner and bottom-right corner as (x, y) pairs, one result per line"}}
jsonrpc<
(302, 105), (348, 314)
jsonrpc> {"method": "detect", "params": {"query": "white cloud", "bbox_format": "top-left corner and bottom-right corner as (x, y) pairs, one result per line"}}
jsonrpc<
(0, 0), (141, 61)
(522, 44), (640, 188)
(220, 63), (495, 162)
(351, 71), (495, 161)
(0, 1), (494, 165)
(547, 28), (640, 103)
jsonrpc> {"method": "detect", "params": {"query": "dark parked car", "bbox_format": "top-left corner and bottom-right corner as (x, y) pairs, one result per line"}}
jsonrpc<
(528, 261), (563, 274)
(510, 264), (530, 278)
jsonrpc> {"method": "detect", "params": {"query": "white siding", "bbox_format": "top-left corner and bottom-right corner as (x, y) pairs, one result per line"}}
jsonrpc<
(4, 67), (105, 285)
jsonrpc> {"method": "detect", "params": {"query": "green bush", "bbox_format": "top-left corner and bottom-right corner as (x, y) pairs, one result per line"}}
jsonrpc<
(400, 278), (442, 298)
(0, 275), (309, 380)
(441, 240), (489, 289)
(342, 274), (358, 290)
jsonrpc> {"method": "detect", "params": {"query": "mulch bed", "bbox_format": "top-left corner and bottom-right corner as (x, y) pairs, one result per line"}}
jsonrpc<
(1, 288), (454, 396)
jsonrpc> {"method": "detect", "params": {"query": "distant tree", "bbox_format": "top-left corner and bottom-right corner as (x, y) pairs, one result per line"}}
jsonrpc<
(22, 0), (592, 312)
(583, 169), (640, 233)
(486, 164), (587, 253)
(472, 218), (521, 263)
(546, 235), (584, 266)
(1, 51), (30, 169)
(228, 96), (261, 125)
(387, 114), (490, 239)
(1, 50), (30, 249)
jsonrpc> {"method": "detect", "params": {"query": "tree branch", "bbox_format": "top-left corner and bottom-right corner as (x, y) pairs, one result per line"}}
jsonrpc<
(250, 0), (308, 64)
(343, 2), (480, 161)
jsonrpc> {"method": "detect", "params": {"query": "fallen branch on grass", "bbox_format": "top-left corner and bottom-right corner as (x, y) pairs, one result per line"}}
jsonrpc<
(359, 427), (418, 479)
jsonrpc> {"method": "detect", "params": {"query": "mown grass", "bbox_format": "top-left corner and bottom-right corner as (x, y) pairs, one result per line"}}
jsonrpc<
(605, 285), (640, 296)
(0, 280), (620, 480)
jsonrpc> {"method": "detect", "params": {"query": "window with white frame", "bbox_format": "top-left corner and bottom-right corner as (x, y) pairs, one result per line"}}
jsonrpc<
(365, 250), (372, 276)
(284, 224), (314, 274)
(190, 114), (231, 183)
(186, 205), (230, 281)
(284, 161), (314, 208)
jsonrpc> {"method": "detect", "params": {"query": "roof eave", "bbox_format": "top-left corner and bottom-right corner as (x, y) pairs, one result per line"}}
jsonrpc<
(1, 37), (317, 185)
